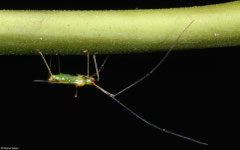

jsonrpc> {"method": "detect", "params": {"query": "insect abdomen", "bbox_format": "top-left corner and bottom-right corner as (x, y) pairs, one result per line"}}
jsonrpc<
(49, 74), (84, 85)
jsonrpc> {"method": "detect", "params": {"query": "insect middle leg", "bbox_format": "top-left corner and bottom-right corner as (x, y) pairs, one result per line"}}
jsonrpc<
(57, 55), (61, 74)
(93, 53), (100, 81)
(87, 52), (90, 77)
(90, 55), (109, 79)
(49, 55), (61, 74)
(86, 52), (100, 81)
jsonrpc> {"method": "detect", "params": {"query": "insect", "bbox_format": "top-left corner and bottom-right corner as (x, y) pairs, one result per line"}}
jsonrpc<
(34, 20), (208, 145)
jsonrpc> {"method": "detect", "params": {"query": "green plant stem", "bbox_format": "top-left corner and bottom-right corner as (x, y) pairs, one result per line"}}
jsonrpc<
(0, 1), (240, 55)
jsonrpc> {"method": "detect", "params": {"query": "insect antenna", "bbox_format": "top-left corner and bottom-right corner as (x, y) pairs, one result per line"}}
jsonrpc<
(93, 83), (207, 145)
(114, 20), (194, 97)
(37, 50), (53, 77)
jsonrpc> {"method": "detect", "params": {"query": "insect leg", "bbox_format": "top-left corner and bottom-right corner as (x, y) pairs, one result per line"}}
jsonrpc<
(49, 55), (52, 78)
(93, 53), (100, 81)
(90, 55), (109, 77)
(93, 83), (207, 145)
(57, 55), (61, 73)
(37, 50), (53, 77)
(98, 55), (109, 74)
(86, 52), (90, 77)
(114, 20), (194, 97)
(74, 87), (78, 98)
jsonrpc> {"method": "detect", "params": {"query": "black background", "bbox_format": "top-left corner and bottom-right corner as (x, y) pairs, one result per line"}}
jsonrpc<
(0, 0), (236, 149)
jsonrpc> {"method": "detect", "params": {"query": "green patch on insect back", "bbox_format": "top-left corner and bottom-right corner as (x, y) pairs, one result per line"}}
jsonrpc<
(50, 74), (80, 83)
(49, 73), (95, 86)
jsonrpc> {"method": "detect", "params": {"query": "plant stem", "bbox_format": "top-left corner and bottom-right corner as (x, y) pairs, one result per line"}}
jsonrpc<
(0, 1), (240, 55)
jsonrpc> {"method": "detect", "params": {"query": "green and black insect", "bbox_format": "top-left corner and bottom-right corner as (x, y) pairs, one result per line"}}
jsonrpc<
(34, 20), (208, 145)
